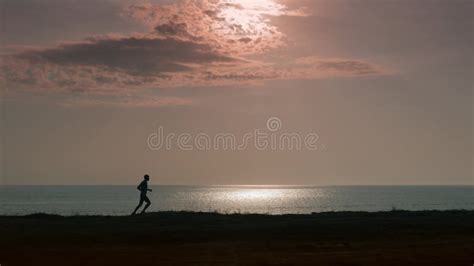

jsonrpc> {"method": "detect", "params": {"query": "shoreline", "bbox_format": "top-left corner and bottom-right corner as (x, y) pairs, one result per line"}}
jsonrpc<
(1, 210), (473, 265)
(0, 208), (473, 217)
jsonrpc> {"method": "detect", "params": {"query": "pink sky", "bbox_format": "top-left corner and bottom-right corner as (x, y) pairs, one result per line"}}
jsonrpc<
(0, 0), (472, 185)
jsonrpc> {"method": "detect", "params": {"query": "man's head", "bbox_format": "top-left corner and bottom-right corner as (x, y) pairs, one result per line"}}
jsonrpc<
(144, 174), (150, 181)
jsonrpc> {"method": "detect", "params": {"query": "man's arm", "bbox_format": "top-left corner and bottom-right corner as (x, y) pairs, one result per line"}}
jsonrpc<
(137, 182), (144, 191)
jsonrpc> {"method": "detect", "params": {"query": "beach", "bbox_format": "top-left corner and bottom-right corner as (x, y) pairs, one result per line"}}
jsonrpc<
(1, 210), (473, 265)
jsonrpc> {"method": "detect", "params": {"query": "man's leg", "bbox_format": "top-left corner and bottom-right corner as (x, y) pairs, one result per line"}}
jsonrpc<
(132, 197), (144, 215)
(140, 196), (151, 214)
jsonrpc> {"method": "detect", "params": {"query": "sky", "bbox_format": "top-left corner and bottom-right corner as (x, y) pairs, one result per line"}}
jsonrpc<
(0, 0), (472, 185)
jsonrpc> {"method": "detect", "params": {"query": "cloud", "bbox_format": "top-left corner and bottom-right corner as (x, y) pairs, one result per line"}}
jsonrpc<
(17, 36), (237, 75)
(1, 42), (384, 96)
(196, 57), (384, 84)
(59, 95), (194, 108)
(1, 35), (242, 94)
(292, 57), (384, 77)
(0, 0), (386, 107)
(124, 0), (308, 55)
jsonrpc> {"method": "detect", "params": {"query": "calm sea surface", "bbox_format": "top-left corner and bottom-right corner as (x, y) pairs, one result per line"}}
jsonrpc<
(0, 186), (472, 215)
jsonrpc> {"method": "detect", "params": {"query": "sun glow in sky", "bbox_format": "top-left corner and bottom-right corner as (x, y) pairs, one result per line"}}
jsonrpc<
(216, 0), (285, 37)
(0, 0), (472, 185)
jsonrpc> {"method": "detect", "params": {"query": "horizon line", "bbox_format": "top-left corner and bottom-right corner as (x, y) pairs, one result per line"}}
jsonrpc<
(0, 184), (472, 186)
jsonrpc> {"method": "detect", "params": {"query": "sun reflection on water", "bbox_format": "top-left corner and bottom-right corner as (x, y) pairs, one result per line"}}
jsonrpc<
(207, 186), (329, 214)
(228, 189), (284, 201)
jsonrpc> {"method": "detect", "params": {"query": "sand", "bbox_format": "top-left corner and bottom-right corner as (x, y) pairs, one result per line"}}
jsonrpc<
(0, 210), (473, 265)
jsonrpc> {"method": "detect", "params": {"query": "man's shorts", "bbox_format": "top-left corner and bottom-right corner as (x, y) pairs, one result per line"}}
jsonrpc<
(139, 193), (150, 205)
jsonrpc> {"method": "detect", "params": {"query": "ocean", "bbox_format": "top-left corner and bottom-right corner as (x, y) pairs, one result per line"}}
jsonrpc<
(0, 185), (472, 216)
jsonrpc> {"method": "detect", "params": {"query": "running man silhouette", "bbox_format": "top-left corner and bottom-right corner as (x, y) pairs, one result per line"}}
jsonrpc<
(132, 174), (152, 215)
